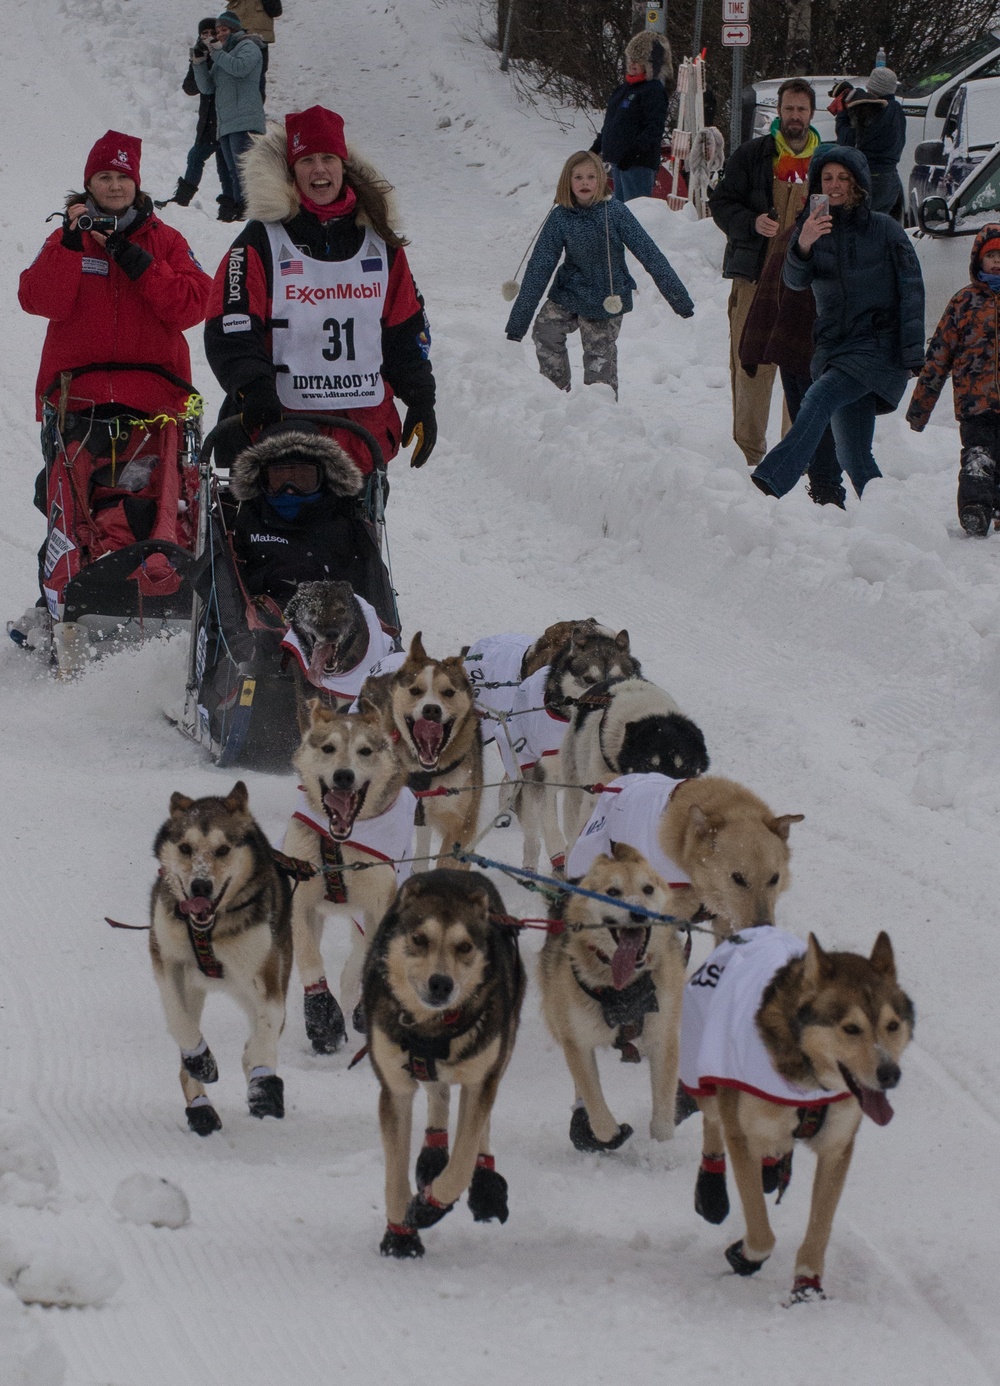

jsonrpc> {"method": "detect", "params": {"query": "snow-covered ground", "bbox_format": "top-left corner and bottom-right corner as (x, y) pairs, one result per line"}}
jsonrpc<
(2, 0), (999, 1382)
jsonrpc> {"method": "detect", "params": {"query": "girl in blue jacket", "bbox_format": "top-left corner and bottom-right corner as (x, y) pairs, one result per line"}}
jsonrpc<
(504, 151), (694, 398)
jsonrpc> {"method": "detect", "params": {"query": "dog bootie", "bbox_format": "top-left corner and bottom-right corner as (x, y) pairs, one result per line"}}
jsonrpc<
(247, 1072), (284, 1119)
(404, 1188), (456, 1230)
(352, 1000), (367, 1035)
(763, 1151), (793, 1199)
(467, 1157), (509, 1224)
(303, 981), (346, 1054)
(694, 1157), (730, 1224)
(415, 1129), (449, 1190)
(675, 1084), (700, 1125)
(380, 1223), (425, 1258)
(786, 1274), (826, 1306)
(185, 1102), (222, 1137)
(569, 1105), (633, 1153)
(181, 1042), (218, 1084)
(725, 1239), (768, 1277)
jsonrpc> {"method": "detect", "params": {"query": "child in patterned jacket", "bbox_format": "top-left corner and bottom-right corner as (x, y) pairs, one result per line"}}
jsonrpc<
(907, 223), (1000, 537)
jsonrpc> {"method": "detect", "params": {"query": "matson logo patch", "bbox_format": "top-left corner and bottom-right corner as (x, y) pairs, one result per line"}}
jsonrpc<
(285, 282), (382, 303)
(226, 246), (246, 304)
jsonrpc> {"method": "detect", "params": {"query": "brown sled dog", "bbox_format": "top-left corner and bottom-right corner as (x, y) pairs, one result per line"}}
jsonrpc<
(283, 701), (414, 1054)
(660, 776), (804, 942)
(363, 870), (525, 1259)
(360, 632), (483, 869)
(686, 930), (914, 1302)
(150, 782), (293, 1135)
(538, 844), (687, 1152)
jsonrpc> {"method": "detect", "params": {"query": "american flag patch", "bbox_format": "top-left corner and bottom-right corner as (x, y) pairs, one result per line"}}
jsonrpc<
(280, 258), (303, 276)
(361, 257), (383, 272)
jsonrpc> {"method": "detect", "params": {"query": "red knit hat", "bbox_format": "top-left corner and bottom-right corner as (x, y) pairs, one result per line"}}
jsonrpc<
(980, 236), (1000, 258)
(285, 107), (348, 166)
(84, 131), (141, 188)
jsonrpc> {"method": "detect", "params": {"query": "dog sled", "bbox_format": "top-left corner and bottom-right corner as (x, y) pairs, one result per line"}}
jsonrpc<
(175, 412), (400, 772)
(30, 363), (203, 670)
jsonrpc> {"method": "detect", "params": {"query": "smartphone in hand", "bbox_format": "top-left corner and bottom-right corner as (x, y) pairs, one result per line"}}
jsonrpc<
(810, 193), (830, 217)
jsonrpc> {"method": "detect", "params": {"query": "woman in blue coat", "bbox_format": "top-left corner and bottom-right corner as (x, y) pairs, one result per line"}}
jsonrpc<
(505, 151), (694, 398)
(751, 146), (924, 502)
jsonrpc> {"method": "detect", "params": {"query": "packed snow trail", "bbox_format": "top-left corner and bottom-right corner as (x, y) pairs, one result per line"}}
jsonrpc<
(1, 0), (1000, 1383)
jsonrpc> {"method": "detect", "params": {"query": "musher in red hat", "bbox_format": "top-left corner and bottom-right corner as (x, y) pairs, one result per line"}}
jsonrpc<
(203, 104), (437, 477)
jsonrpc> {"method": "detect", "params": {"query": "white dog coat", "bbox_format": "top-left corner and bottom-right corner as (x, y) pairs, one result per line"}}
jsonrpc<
(292, 787), (416, 885)
(464, 632), (533, 748)
(679, 927), (849, 1107)
(567, 773), (692, 886)
(509, 665), (570, 772)
(280, 595), (395, 704)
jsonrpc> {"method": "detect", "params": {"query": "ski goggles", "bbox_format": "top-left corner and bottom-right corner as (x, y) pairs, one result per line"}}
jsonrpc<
(263, 462), (322, 496)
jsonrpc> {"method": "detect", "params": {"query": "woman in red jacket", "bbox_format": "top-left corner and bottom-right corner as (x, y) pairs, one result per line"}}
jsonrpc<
(203, 105), (436, 476)
(19, 130), (212, 420)
(16, 131), (212, 623)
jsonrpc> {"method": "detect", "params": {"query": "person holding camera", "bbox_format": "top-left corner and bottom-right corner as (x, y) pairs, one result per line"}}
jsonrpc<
(18, 130), (213, 420)
(191, 11), (267, 217)
(749, 148), (924, 504)
(163, 18), (240, 220)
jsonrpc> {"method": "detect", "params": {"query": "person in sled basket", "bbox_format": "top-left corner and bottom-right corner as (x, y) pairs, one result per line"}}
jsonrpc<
(204, 104), (436, 478)
(228, 421), (384, 603)
(14, 130), (212, 639)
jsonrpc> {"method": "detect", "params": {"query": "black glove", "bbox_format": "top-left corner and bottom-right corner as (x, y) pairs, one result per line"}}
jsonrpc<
(402, 402), (437, 469)
(238, 378), (283, 432)
(61, 215), (83, 252)
(104, 230), (153, 281)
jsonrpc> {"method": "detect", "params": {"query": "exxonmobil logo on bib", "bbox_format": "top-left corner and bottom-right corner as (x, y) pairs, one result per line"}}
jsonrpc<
(284, 282), (383, 304)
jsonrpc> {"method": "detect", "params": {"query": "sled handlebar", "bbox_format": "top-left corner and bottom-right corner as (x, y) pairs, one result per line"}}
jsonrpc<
(199, 413), (387, 475)
(43, 361), (199, 401)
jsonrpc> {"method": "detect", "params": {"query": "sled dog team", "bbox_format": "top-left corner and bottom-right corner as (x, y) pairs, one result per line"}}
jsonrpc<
(149, 611), (914, 1302)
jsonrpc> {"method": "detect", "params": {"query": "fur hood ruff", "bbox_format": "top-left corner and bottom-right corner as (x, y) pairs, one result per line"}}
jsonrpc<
(230, 430), (364, 500)
(624, 30), (672, 86)
(239, 122), (399, 227)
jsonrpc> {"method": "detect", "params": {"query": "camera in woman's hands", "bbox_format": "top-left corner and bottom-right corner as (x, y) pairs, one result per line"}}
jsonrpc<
(77, 213), (118, 234)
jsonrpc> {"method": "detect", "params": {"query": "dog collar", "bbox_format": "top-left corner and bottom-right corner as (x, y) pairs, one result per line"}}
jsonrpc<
(570, 965), (659, 1059)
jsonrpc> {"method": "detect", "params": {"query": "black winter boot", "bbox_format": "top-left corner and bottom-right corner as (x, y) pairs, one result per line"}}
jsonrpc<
(958, 446), (996, 536)
(806, 480), (847, 509)
(173, 178), (198, 206)
(217, 195), (240, 223)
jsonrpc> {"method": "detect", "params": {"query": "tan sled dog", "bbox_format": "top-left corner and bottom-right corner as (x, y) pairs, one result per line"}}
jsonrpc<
(360, 632), (483, 869)
(661, 776), (804, 942)
(150, 782), (292, 1135)
(539, 844), (687, 1152)
(283, 701), (415, 1054)
(681, 926), (913, 1302)
(363, 870), (525, 1259)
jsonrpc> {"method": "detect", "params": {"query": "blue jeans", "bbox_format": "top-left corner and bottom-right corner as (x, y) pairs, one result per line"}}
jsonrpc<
(183, 140), (235, 203)
(218, 130), (255, 206)
(779, 369), (843, 496)
(612, 164), (656, 201)
(753, 368), (881, 499)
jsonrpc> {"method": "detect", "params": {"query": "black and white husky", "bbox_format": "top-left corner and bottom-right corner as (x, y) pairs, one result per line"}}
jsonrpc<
(557, 676), (709, 851)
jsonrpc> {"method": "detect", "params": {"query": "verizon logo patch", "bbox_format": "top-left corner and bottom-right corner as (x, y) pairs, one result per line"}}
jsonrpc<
(222, 313), (251, 334)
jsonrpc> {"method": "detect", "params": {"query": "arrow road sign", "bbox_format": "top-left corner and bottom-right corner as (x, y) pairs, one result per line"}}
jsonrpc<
(722, 22), (751, 44)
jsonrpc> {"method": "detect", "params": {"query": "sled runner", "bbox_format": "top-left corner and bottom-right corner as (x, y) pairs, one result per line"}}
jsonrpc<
(175, 412), (400, 771)
(35, 363), (203, 668)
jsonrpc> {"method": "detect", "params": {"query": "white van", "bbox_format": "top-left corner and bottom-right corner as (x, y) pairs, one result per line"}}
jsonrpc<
(911, 140), (1000, 330)
(908, 76), (1000, 220)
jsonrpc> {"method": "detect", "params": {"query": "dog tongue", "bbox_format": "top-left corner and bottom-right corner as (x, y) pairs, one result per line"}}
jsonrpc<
(181, 896), (214, 925)
(858, 1087), (894, 1126)
(611, 929), (644, 990)
(412, 718), (445, 764)
(309, 642), (339, 681)
(323, 788), (356, 833)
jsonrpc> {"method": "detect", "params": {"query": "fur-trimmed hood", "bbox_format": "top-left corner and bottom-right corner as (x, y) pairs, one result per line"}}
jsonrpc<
(239, 121), (399, 227)
(230, 429), (364, 500)
(624, 30), (672, 86)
